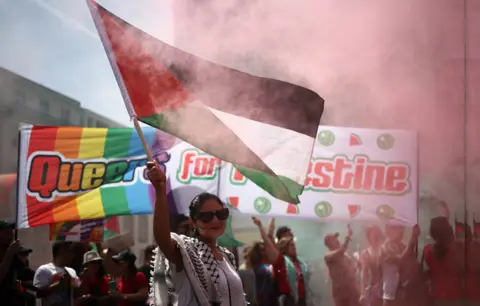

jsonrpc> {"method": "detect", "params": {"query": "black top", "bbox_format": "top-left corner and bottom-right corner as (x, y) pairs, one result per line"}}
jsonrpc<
(0, 255), (27, 306)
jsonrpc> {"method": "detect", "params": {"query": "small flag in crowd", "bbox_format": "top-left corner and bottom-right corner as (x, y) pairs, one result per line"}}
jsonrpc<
(87, 0), (325, 204)
(103, 216), (121, 239)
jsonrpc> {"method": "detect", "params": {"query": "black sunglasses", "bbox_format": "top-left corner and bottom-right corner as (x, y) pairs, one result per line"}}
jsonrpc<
(195, 208), (229, 223)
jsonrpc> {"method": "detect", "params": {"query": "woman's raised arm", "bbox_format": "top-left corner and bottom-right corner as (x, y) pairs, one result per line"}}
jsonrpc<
(147, 162), (182, 267)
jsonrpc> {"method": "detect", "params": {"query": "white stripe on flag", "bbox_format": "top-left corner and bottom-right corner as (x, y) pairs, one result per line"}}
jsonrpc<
(209, 108), (314, 185)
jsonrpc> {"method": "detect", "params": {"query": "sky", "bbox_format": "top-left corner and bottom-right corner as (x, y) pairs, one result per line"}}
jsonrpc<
(0, 0), (174, 126)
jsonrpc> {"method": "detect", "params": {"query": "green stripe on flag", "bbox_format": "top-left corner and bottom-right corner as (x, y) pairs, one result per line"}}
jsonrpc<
(103, 128), (134, 158)
(103, 229), (118, 239)
(100, 186), (130, 216)
(235, 165), (303, 204)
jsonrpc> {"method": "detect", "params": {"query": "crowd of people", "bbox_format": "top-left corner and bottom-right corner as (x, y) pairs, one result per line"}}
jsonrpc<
(0, 162), (479, 306)
(0, 217), (156, 306)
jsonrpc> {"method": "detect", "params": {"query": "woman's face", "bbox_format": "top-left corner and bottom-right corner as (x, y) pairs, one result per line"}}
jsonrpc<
(193, 199), (229, 240)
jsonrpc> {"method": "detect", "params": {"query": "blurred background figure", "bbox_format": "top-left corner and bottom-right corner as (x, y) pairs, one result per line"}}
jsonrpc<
(238, 246), (256, 305)
(33, 241), (80, 306)
(170, 214), (192, 236)
(111, 250), (149, 306)
(138, 244), (156, 294)
(324, 225), (359, 306)
(247, 241), (277, 306)
(359, 225), (384, 306)
(78, 250), (110, 306)
(0, 220), (25, 306)
(423, 217), (463, 306)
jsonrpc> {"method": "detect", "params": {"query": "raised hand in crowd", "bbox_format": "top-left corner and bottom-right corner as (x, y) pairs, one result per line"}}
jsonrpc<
(325, 224), (353, 261)
(252, 217), (279, 263)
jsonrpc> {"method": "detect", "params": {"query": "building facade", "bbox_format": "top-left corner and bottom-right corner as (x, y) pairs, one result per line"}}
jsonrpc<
(0, 67), (126, 267)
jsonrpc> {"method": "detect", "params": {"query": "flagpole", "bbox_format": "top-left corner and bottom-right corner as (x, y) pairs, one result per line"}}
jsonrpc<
(132, 117), (154, 162)
(14, 130), (21, 240)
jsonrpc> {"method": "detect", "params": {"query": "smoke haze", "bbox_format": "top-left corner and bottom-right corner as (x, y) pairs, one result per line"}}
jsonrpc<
(1, 1), (479, 302)
(171, 1), (478, 303)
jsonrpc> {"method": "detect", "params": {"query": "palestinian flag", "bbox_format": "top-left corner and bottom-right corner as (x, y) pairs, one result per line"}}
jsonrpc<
(103, 216), (120, 239)
(87, 1), (325, 203)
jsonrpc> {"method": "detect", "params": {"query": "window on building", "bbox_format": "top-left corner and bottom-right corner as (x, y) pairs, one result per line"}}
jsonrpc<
(61, 108), (70, 121)
(87, 118), (94, 127)
(39, 99), (50, 112)
(137, 215), (149, 243)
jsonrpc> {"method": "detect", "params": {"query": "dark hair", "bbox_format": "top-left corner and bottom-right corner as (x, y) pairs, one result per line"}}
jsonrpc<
(52, 241), (72, 259)
(189, 193), (224, 218)
(430, 216), (454, 260)
(276, 226), (292, 241)
(144, 245), (156, 257)
(189, 193), (224, 237)
(246, 242), (264, 268)
(169, 214), (190, 232)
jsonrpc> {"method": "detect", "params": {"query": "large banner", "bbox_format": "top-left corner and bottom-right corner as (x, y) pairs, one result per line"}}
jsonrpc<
(18, 124), (417, 228)
(220, 127), (418, 224)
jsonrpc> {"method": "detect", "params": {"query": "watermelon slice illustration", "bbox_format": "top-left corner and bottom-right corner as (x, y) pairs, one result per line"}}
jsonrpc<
(350, 134), (362, 146)
(227, 196), (239, 208)
(348, 204), (361, 218)
(286, 203), (300, 215)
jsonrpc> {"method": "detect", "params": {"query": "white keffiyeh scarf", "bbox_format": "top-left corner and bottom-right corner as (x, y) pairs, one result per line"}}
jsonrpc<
(149, 233), (237, 306)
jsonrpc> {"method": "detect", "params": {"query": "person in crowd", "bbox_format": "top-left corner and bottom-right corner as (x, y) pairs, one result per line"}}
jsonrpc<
(276, 225), (294, 242)
(148, 161), (246, 306)
(172, 214), (193, 236)
(253, 217), (308, 306)
(423, 216), (463, 306)
(17, 246), (36, 306)
(78, 250), (110, 306)
(324, 225), (359, 306)
(17, 246), (35, 281)
(265, 218), (291, 242)
(464, 224), (480, 304)
(0, 220), (26, 306)
(238, 246), (256, 305)
(247, 241), (277, 306)
(71, 243), (92, 274)
(379, 223), (420, 306)
(33, 241), (82, 306)
(139, 245), (156, 291)
(111, 250), (149, 306)
(359, 225), (384, 306)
